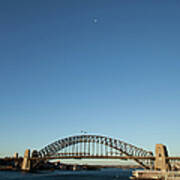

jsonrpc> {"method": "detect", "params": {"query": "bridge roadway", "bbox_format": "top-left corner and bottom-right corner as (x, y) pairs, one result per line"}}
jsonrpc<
(4, 156), (180, 161)
(29, 156), (180, 161)
(30, 155), (154, 160)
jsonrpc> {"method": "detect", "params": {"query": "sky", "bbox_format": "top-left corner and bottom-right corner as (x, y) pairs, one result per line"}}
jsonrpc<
(0, 0), (180, 158)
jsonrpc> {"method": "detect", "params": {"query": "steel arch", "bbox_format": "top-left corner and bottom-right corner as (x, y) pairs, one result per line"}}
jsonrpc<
(38, 135), (153, 169)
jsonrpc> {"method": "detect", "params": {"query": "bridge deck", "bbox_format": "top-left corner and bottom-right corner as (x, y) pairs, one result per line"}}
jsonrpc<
(30, 155), (156, 160)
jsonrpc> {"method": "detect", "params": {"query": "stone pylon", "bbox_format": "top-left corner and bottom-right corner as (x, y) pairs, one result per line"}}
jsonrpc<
(154, 144), (171, 171)
(21, 149), (31, 171)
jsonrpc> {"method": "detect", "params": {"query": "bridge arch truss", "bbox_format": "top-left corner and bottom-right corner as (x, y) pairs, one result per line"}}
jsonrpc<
(38, 135), (153, 169)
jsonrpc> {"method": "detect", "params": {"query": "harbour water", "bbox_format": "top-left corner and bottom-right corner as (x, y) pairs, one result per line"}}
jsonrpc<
(0, 168), (131, 180)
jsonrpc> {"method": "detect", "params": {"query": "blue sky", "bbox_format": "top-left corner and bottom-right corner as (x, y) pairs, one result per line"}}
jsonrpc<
(0, 0), (180, 157)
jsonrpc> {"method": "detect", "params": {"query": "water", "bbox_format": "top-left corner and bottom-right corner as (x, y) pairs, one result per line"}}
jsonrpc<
(0, 168), (131, 180)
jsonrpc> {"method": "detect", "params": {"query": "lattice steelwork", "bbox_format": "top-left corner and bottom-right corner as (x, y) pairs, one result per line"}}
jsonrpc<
(38, 135), (153, 169)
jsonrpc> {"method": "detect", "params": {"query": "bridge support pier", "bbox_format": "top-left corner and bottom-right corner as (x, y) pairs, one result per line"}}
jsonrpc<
(154, 144), (171, 171)
(131, 144), (172, 179)
(21, 149), (31, 171)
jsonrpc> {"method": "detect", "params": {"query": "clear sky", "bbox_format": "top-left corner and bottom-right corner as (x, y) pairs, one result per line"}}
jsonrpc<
(0, 0), (180, 157)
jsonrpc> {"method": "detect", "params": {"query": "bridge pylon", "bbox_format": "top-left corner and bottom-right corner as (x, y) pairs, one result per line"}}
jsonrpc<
(21, 149), (31, 171)
(154, 144), (171, 171)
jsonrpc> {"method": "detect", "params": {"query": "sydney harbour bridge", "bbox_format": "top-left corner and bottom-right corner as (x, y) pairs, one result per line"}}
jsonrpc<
(19, 134), (180, 171)
(38, 134), (154, 169)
